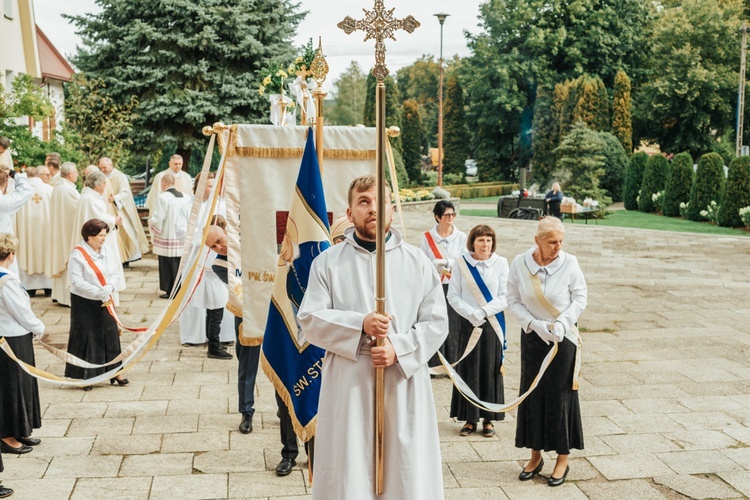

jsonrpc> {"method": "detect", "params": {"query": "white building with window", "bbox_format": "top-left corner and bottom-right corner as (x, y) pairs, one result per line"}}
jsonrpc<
(1, 0), (74, 141)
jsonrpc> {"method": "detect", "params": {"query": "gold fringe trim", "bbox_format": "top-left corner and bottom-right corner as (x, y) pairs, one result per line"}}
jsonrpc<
(260, 352), (317, 443)
(235, 320), (261, 347)
(232, 146), (375, 160)
(226, 301), (243, 318)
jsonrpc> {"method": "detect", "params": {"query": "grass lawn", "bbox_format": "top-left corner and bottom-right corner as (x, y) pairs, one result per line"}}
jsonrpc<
(462, 195), (501, 203)
(460, 208), (750, 237)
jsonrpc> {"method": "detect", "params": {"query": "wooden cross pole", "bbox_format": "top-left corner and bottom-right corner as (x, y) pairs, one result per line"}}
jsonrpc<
(338, 1), (420, 495)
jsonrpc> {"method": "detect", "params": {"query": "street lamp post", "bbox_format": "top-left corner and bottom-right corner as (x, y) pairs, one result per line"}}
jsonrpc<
(435, 13), (449, 187)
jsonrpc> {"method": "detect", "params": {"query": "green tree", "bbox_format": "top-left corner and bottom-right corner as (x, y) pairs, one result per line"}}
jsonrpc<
(624, 151), (648, 210)
(612, 69), (633, 154)
(717, 156), (750, 226)
(363, 73), (402, 153)
(662, 152), (694, 217)
(688, 152), (725, 220)
(597, 132), (628, 202)
(0, 74), (55, 125)
(401, 99), (423, 184)
(555, 122), (610, 206)
(639, 154), (669, 213)
(396, 56), (439, 148)
(442, 74), (469, 178)
(634, 0), (743, 157)
(68, 0), (303, 163)
(572, 75), (609, 132)
(328, 61), (367, 126)
(63, 73), (138, 169)
(532, 85), (558, 185)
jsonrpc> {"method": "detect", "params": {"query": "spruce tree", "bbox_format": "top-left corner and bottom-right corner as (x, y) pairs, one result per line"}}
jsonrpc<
(401, 99), (423, 185)
(532, 85), (559, 186)
(68, 0), (304, 162)
(662, 152), (694, 217)
(639, 154), (669, 213)
(555, 122), (609, 206)
(624, 152), (648, 210)
(442, 74), (470, 178)
(612, 70), (633, 154)
(597, 132), (628, 202)
(688, 152), (725, 220)
(717, 156), (750, 227)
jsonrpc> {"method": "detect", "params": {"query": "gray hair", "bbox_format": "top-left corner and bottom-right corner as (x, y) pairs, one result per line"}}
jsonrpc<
(26, 166), (38, 178)
(536, 216), (565, 239)
(84, 170), (107, 189)
(60, 162), (78, 178)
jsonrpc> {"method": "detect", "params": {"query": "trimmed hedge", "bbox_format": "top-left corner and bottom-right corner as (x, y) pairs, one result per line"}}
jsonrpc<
(444, 182), (518, 199)
(717, 156), (750, 227)
(639, 154), (669, 213)
(624, 152), (648, 210)
(599, 132), (628, 202)
(688, 152), (725, 221)
(662, 152), (693, 217)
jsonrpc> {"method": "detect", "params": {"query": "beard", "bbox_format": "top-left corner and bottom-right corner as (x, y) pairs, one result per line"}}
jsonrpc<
(353, 217), (391, 242)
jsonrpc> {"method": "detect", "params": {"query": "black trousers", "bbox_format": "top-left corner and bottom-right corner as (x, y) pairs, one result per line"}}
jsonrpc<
(206, 308), (224, 352)
(276, 393), (301, 460)
(158, 255), (181, 293)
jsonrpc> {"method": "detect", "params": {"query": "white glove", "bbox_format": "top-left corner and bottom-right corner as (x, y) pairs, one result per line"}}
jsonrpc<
(32, 331), (44, 340)
(469, 309), (486, 327)
(98, 284), (115, 302)
(552, 322), (565, 343)
(529, 319), (555, 344)
(432, 259), (448, 272)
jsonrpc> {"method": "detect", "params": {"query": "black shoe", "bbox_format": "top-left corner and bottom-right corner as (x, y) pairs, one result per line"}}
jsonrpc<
(44, 289), (52, 297)
(208, 349), (233, 360)
(82, 385), (93, 391)
(110, 377), (130, 386)
(548, 465), (569, 487)
(18, 436), (41, 446)
(0, 486), (13, 498)
(519, 458), (544, 481)
(159, 293), (169, 299)
(0, 442), (32, 455)
(239, 414), (253, 434)
(275, 457), (296, 476)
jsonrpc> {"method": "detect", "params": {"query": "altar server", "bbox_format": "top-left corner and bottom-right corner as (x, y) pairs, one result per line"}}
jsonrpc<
(149, 173), (190, 297)
(145, 154), (192, 211)
(508, 216), (587, 487)
(0, 233), (44, 455)
(13, 167), (53, 294)
(298, 175), (448, 500)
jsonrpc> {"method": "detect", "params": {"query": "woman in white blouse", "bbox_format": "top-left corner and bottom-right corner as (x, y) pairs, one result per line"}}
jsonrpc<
(0, 233), (44, 455)
(420, 200), (468, 368)
(507, 216), (587, 487)
(64, 219), (128, 390)
(447, 224), (508, 438)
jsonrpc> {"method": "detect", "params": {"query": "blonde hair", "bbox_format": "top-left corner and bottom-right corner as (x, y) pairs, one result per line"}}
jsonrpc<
(0, 233), (19, 260)
(536, 216), (565, 238)
(347, 175), (391, 207)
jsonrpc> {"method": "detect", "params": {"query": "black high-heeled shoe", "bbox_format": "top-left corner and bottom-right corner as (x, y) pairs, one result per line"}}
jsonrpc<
(110, 377), (129, 386)
(548, 465), (569, 487)
(519, 458), (544, 481)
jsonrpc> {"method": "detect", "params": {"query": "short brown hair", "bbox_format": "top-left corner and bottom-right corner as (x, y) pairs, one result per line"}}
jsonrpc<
(193, 171), (216, 194)
(211, 214), (227, 229)
(81, 218), (110, 241)
(45, 152), (61, 169)
(467, 224), (496, 253)
(0, 233), (18, 260)
(347, 175), (391, 207)
(0, 170), (8, 188)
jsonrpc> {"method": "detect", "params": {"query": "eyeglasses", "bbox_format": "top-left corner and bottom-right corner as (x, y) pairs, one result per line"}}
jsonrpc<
(442, 213), (456, 218)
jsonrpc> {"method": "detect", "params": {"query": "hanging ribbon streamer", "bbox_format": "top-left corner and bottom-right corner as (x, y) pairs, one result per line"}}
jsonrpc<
(384, 136), (406, 237)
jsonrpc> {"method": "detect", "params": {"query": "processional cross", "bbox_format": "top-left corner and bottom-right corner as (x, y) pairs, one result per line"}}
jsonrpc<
(338, 1), (420, 495)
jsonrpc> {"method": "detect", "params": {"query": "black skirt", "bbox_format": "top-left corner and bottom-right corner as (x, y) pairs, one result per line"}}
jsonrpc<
(450, 315), (505, 423)
(515, 329), (584, 454)
(429, 284), (463, 368)
(64, 293), (122, 380)
(0, 333), (42, 439)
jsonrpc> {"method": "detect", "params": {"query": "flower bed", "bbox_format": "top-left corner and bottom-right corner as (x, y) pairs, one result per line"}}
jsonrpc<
(398, 197), (461, 213)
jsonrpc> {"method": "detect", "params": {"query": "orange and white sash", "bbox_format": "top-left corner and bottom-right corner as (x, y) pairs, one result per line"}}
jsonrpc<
(424, 231), (451, 282)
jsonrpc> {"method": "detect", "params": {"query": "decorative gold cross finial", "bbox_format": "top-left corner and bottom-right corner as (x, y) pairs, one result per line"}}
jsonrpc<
(338, 0), (420, 82)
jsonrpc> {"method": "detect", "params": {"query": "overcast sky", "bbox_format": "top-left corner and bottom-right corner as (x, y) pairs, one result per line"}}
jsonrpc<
(33, 0), (486, 85)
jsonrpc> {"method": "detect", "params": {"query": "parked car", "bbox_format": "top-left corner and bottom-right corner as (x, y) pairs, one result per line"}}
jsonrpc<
(465, 159), (478, 177)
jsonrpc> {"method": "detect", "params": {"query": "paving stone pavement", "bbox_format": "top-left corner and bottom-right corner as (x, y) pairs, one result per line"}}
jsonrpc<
(4, 211), (750, 499)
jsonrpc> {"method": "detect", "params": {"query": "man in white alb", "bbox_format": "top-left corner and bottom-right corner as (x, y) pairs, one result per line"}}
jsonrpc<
(13, 167), (54, 295)
(149, 173), (190, 297)
(297, 175), (449, 500)
(145, 154), (192, 211)
(98, 157), (149, 264)
(47, 162), (81, 306)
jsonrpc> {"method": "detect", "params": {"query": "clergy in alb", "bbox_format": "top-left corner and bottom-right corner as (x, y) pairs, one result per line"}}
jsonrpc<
(298, 175), (449, 500)
(71, 170), (126, 302)
(149, 173), (190, 297)
(144, 154), (192, 212)
(47, 163), (81, 306)
(13, 167), (54, 293)
(98, 157), (149, 264)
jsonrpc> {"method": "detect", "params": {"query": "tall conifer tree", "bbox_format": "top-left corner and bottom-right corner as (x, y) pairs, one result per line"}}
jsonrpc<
(612, 70), (633, 154)
(442, 74), (469, 177)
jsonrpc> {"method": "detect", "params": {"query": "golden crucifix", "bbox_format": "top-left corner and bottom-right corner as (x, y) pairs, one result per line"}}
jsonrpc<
(338, 1), (420, 495)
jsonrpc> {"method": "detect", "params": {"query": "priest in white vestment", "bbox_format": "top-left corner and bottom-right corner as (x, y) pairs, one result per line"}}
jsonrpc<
(99, 157), (149, 264)
(149, 173), (190, 297)
(144, 154), (192, 212)
(13, 167), (54, 293)
(46, 154), (63, 188)
(298, 175), (448, 500)
(71, 170), (126, 301)
(47, 163), (81, 306)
